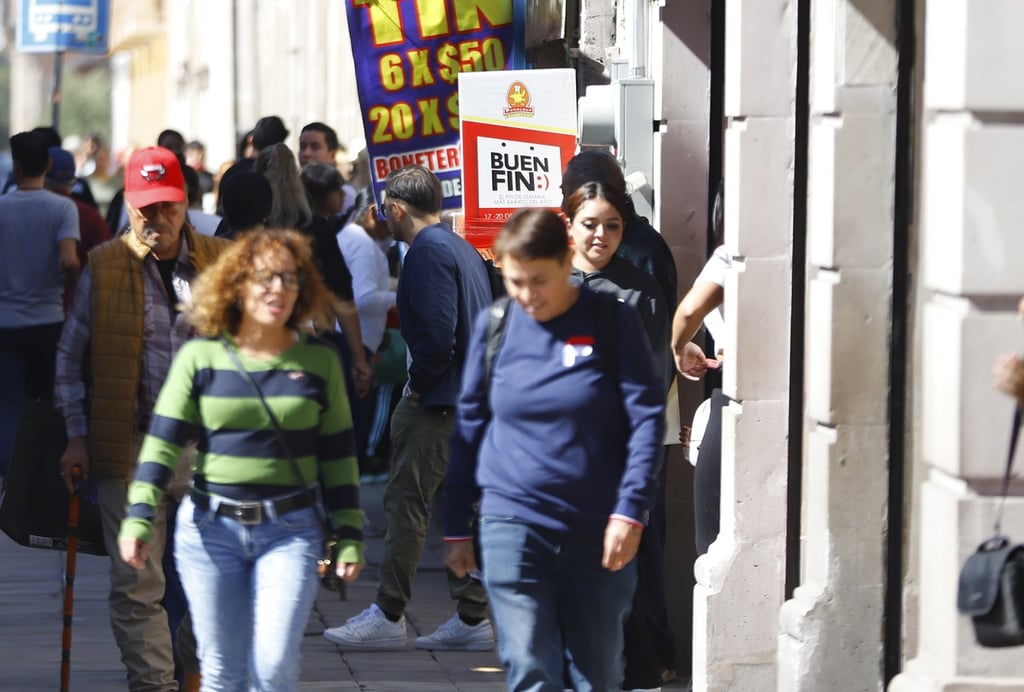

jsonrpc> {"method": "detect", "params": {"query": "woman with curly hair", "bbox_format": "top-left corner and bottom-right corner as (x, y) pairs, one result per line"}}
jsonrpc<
(118, 228), (364, 690)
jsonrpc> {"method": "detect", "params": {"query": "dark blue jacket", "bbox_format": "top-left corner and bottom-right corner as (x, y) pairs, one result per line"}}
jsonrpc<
(396, 222), (491, 407)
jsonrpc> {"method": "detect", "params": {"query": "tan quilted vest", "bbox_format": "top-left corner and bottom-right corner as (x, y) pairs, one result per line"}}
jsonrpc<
(87, 225), (226, 478)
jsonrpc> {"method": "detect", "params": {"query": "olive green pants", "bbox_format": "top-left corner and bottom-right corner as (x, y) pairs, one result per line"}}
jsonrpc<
(375, 396), (488, 621)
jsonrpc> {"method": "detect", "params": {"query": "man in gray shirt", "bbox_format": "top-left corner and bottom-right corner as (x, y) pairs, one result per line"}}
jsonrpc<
(0, 131), (80, 482)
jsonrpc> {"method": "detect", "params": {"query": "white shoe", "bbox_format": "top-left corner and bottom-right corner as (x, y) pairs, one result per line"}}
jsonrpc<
(414, 613), (495, 651)
(323, 603), (407, 650)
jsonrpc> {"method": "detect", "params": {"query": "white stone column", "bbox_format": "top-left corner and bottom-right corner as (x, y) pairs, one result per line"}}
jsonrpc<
(777, 1), (897, 690)
(692, 1), (796, 689)
(890, 1), (1024, 690)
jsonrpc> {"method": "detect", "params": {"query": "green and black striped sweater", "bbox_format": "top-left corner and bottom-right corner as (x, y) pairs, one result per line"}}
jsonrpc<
(119, 333), (364, 565)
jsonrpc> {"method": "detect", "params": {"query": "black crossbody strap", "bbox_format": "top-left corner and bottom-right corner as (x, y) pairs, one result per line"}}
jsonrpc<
(994, 407), (1023, 536)
(220, 338), (332, 535)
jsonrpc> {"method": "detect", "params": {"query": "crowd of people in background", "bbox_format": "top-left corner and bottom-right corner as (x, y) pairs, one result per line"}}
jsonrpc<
(14, 111), (1020, 692)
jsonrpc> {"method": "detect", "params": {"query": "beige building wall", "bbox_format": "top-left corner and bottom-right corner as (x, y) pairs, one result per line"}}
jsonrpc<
(778, 0), (897, 689)
(108, 0), (167, 152)
(107, 0), (364, 175)
(891, 1), (1024, 689)
(693, 1), (796, 689)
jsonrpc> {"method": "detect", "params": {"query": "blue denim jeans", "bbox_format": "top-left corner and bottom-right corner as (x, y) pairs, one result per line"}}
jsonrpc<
(174, 494), (323, 692)
(480, 517), (637, 692)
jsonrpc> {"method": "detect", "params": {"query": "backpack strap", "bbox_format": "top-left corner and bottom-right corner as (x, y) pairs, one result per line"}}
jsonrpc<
(482, 296), (512, 398)
(594, 292), (619, 383)
(482, 292), (618, 398)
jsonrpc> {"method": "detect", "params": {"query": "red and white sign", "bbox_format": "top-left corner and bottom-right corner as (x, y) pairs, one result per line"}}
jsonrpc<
(459, 68), (577, 250)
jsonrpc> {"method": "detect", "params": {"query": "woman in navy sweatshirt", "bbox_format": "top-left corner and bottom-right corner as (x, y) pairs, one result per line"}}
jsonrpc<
(442, 209), (665, 691)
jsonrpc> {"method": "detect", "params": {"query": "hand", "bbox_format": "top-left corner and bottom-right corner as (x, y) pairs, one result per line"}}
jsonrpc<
(60, 436), (90, 494)
(602, 517), (643, 571)
(336, 561), (362, 582)
(676, 341), (709, 381)
(351, 358), (373, 399)
(994, 353), (1024, 409)
(118, 536), (148, 569)
(443, 541), (478, 579)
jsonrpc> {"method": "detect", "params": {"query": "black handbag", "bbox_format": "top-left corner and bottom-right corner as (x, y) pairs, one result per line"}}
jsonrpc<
(0, 399), (107, 556)
(957, 408), (1024, 647)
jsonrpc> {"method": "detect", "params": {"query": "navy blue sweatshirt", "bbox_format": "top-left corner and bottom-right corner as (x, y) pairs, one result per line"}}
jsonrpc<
(443, 287), (665, 537)
(396, 222), (492, 407)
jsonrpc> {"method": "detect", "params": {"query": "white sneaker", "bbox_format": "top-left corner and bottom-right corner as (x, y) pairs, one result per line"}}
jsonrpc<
(414, 613), (495, 651)
(323, 603), (407, 650)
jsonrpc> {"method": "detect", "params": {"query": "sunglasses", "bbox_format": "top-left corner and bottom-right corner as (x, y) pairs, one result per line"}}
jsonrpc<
(378, 191), (408, 221)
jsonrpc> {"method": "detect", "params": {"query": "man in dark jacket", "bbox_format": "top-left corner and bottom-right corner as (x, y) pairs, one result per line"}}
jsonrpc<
(323, 165), (494, 652)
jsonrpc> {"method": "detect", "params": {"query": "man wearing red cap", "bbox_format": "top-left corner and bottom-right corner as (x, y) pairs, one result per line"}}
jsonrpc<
(55, 146), (229, 692)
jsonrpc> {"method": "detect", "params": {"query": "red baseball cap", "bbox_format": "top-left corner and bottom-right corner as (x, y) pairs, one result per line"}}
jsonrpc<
(124, 146), (186, 208)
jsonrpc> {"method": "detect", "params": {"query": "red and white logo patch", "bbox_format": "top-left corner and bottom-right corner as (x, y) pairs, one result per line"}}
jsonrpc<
(140, 164), (167, 182)
(562, 336), (595, 367)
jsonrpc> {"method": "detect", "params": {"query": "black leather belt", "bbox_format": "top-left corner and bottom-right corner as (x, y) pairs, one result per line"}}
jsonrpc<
(190, 489), (315, 526)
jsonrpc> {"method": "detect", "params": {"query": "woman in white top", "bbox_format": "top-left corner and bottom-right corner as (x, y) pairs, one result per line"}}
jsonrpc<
(670, 183), (729, 555)
(337, 198), (397, 355)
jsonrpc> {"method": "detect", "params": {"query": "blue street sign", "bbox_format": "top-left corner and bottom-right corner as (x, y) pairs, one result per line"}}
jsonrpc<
(16, 0), (110, 55)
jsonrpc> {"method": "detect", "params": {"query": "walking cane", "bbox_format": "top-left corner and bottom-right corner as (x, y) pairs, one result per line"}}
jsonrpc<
(60, 467), (82, 692)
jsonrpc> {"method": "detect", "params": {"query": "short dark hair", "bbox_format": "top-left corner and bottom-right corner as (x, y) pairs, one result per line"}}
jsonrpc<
(221, 171), (273, 232)
(561, 149), (626, 199)
(300, 162), (344, 209)
(31, 126), (62, 149)
(494, 208), (569, 263)
(157, 129), (186, 155)
(10, 131), (51, 177)
(384, 165), (442, 216)
(561, 180), (629, 224)
(300, 122), (340, 152)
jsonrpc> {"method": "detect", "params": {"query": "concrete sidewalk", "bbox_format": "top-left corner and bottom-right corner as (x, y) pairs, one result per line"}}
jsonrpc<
(0, 479), (505, 691)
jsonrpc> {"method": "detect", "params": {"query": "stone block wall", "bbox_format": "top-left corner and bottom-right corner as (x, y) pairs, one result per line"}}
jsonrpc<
(890, 1), (1024, 690)
(776, 0), (897, 690)
(692, 1), (796, 689)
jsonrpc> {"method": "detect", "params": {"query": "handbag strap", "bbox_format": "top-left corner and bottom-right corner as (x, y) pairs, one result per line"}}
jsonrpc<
(220, 337), (332, 535)
(994, 407), (1023, 536)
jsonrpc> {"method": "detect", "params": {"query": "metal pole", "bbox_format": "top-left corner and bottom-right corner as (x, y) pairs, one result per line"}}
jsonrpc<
(50, 0), (67, 128)
(51, 49), (64, 129)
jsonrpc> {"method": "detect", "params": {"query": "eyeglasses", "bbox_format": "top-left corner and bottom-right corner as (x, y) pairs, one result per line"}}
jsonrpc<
(250, 269), (303, 291)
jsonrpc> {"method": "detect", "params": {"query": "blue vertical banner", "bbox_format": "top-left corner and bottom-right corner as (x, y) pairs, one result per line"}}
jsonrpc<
(17, 0), (110, 54)
(345, 0), (527, 212)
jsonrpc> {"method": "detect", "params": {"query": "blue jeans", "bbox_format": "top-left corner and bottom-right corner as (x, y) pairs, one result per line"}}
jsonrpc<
(174, 494), (323, 692)
(480, 517), (637, 692)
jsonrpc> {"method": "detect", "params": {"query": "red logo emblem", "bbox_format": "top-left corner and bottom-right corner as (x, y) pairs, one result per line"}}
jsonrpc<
(140, 164), (166, 182)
